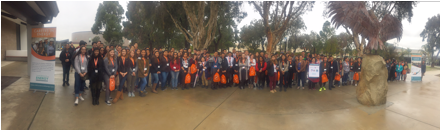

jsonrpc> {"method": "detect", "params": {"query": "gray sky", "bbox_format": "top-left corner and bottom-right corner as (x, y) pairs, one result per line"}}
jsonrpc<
(46, 1), (439, 50)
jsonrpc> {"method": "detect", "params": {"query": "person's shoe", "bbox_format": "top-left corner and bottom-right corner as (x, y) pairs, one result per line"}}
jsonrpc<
(95, 99), (99, 105)
(84, 86), (89, 90)
(139, 91), (146, 97)
(319, 88), (322, 91)
(270, 90), (274, 93)
(297, 86), (300, 89)
(329, 87), (332, 90)
(79, 96), (85, 101)
(302, 87), (305, 90)
(128, 92), (132, 97)
(119, 91), (124, 100)
(284, 88), (287, 92)
(74, 99), (79, 106)
(66, 83), (70, 86)
(63, 82), (66, 87)
(106, 101), (111, 106)
(355, 84), (358, 86)
(279, 88), (282, 92)
(132, 92), (136, 97)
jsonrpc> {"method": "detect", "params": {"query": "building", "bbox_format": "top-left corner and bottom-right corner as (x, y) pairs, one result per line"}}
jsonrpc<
(2, 1), (59, 63)
(2, 1), (59, 76)
(71, 31), (130, 48)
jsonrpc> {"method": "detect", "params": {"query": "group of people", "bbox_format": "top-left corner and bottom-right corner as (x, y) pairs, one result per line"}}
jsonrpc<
(32, 38), (56, 56)
(60, 41), (369, 106)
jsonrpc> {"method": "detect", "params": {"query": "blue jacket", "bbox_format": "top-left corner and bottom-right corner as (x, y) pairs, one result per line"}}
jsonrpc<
(395, 64), (403, 73)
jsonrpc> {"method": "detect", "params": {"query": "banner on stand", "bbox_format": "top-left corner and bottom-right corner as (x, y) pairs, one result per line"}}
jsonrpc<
(308, 64), (320, 78)
(411, 54), (422, 82)
(30, 27), (56, 92)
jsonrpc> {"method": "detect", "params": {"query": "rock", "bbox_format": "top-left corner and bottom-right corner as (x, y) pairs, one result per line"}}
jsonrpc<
(356, 55), (388, 106)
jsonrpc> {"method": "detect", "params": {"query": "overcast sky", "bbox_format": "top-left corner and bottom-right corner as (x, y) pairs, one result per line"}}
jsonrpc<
(45, 1), (440, 50)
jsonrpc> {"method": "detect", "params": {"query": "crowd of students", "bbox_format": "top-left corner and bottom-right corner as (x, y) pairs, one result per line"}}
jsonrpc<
(60, 41), (372, 106)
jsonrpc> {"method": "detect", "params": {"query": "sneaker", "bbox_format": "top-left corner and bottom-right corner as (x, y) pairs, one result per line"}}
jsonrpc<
(106, 101), (111, 105)
(74, 99), (79, 105)
(132, 92), (135, 97)
(128, 92), (132, 97)
(139, 91), (146, 97)
(323, 87), (326, 91)
(319, 88), (322, 91)
(66, 83), (70, 86)
(79, 96), (85, 101)
(355, 84), (357, 86)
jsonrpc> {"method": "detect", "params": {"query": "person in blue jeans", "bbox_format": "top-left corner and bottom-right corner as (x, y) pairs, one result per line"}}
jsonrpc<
(296, 55), (307, 89)
(137, 49), (149, 97)
(395, 61), (403, 81)
(151, 51), (161, 93)
(73, 46), (88, 105)
(160, 50), (171, 91)
(170, 52), (181, 89)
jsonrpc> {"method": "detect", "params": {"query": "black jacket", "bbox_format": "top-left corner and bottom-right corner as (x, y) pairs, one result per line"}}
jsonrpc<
(267, 61), (277, 76)
(233, 58), (240, 72)
(328, 60), (339, 74)
(160, 55), (171, 72)
(320, 61), (330, 75)
(353, 62), (361, 72)
(221, 57), (228, 71)
(117, 57), (130, 74)
(150, 57), (161, 73)
(88, 55), (104, 82)
(59, 50), (72, 67)
(288, 60), (295, 73)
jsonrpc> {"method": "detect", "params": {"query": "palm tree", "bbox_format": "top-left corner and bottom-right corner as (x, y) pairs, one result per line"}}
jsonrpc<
(327, 1), (404, 54)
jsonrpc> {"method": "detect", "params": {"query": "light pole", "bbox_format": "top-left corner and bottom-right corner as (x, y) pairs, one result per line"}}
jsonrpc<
(285, 37), (288, 52)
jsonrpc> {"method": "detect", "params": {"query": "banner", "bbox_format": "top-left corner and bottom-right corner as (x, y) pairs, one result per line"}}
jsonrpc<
(30, 27), (56, 92)
(308, 64), (320, 78)
(411, 54), (422, 82)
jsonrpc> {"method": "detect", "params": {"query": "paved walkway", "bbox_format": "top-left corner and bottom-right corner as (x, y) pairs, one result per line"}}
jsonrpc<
(1, 61), (440, 129)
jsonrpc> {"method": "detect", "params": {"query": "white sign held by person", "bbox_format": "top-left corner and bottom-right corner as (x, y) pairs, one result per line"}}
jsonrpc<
(308, 64), (320, 78)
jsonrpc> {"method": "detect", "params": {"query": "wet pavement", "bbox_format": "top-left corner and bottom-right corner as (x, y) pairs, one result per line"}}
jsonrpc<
(1, 61), (440, 129)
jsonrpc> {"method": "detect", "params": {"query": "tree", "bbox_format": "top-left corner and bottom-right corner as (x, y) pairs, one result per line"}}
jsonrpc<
(420, 14), (440, 67)
(165, 1), (221, 50)
(91, 1), (125, 46)
(326, 1), (417, 56)
(284, 17), (306, 52)
(240, 20), (265, 53)
(323, 36), (339, 56)
(251, 1), (314, 54)
(92, 36), (100, 43)
(212, 1), (247, 52)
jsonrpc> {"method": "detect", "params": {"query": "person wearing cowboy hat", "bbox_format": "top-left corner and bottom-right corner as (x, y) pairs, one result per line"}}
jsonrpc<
(46, 38), (56, 56)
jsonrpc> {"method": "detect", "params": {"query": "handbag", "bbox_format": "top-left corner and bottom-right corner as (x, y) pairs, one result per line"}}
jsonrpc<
(233, 74), (239, 84)
(109, 77), (115, 91)
(249, 66), (256, 76)
(190, 64), (197, 74)
(81, 73), (89, 81)
(213, 73), (220, 83)
(353, 72), (359, 81)
(322, 74), (328, 83)
(221, 74), (227, 84)
(185, 73), (191, 84)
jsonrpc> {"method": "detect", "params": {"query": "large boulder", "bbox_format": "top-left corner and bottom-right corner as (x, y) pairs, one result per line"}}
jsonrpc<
(356, 55), (388, 106)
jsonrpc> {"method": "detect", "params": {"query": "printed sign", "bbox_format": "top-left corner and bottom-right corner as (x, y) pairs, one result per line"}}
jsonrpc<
(308, 64), (320, 78)
(30, 27), (56, 92)
(411, 54), (422, 82)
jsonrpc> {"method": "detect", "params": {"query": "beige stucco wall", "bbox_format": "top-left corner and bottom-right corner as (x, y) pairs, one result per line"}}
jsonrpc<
(1, 17), (17, 60)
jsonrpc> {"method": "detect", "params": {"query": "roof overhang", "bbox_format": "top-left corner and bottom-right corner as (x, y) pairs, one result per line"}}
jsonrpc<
(1, 1), (59, 25)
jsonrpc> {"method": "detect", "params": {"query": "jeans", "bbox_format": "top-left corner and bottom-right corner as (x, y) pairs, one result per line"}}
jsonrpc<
(74, 72), (85, 97)
(62, 65), (70, 83)
(342, 71), (349, 84)
(126, 74), (136, 93)
(297, 72), (306, 87)
(396, 72), (401, 80)
(161, 72), (169, 90)
(138, 77), (147, 91)
(152, 73), (159, 90)
(170, 71), (180, 88)
(118, 74), (128, 91)
(348, 72), (354, 82)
